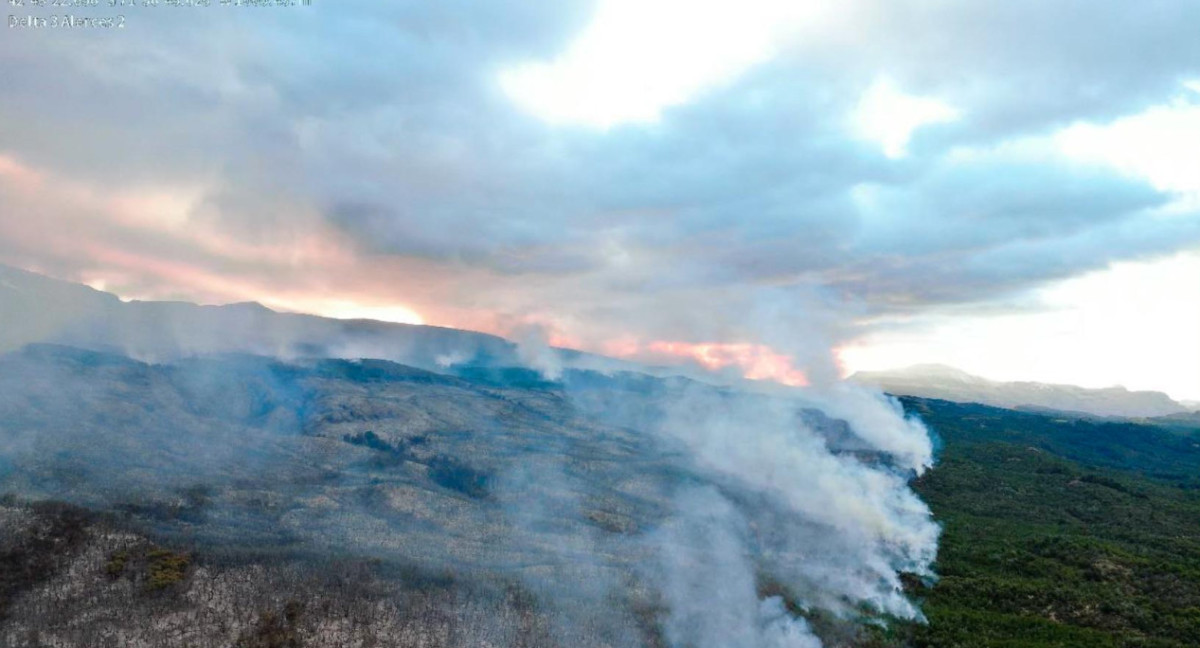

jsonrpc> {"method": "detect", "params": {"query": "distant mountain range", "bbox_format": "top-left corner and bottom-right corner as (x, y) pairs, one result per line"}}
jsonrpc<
(4, 263), (1190, 420)
(0, 264), (516, 368)
(0, 264), (645, 376)
(851, 363), (1191, 419)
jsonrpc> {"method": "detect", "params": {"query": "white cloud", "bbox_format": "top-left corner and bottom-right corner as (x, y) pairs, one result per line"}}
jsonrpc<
(841, 249), (1200, 401)
(4, 0), (1200, 401)
(852, 77), (960, 158)
(1054, 84), (1200, 209)
(498, 0), (828, 127)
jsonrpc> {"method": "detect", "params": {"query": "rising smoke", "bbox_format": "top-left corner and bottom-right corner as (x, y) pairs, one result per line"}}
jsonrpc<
(0, 268), (939, 647)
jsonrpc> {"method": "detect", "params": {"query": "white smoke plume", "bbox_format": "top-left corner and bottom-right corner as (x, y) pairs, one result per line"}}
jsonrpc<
(637, 377), (938, 646)
(650, 487), (824, 648)
(513, 322), (565, 380)
(0, 266), (940, 646)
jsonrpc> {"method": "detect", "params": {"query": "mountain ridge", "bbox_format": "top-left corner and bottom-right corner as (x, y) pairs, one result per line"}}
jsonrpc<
(851, 363), (1188, 419)
(0, 264), (659, 380)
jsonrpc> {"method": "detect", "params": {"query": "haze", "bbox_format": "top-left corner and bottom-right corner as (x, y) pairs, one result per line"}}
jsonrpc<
(1, 0), (1198, 399)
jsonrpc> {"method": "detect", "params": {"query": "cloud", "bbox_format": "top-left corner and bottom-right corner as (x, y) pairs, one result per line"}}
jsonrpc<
(1055, 89), (1200, 204)
(851, 77), (961, 158)
(8, 1), (1199, 637)
(838, 0), (1200, 142)
(1, 0), (1199, 378)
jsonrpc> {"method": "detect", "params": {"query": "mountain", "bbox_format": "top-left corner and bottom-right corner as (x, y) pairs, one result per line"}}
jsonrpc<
(4, 349), (1200, 647)
(0, 344), (675, 574)
(0, 343), (932, 647)
(0, 263), (528, 371)
(0, 264), (664, 382)
(0, 344), (688, 646)
(851, 364), (1188, 419)
(8, 264), (1199, 646)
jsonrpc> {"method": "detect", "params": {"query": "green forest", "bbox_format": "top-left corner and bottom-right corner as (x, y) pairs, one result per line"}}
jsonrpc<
(898, 398), (1200, 647)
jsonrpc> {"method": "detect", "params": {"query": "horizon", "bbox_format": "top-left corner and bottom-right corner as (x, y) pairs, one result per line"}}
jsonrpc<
(2, 1), (1198, 402)
(4, 261), (1196, 405)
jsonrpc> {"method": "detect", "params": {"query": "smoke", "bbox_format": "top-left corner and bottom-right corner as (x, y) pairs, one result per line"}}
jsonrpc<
(512, 323), (564, 380)
(0, 267), (940, 647)
(0, 264), (527, 373)
(803, 382), (935, 472)
(759, 597), (824, 648)
(435, 349), (470, 368)
(489, 453), (647, 647)
(649, 487), (823, 648)
(624, 378), (937, 647)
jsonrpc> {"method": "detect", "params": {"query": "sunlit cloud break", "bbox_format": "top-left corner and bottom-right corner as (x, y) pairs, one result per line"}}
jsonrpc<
(1, 0), (1198, 400)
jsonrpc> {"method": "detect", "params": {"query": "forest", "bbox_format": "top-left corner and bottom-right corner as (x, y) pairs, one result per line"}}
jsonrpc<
(903, 398), (1200, 647)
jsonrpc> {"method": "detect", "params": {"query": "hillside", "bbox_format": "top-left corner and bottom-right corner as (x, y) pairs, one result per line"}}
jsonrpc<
(3, 344), (1199, 646)
(0, 344), (935, 647)
(903, 398), (1200, 647)
(852, 365), (1188, 419)
(0, 264), (523, 372)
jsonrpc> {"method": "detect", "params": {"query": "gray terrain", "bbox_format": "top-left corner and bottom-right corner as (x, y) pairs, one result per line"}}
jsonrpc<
(0, 343), (936, 648)
(0, 267), (939, 648)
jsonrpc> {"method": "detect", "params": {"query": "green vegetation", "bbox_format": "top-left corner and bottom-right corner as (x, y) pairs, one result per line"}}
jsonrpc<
(910, 398), (1200, 487)
(343, 430), (400, 453)
(427, 455), (490, 498)
(104, 550), (128, 578)
(342, 430), (489, 497)
(100, 543), (192, 590)
(145, 548), (191, 590)
(903, 398), (1200, 647)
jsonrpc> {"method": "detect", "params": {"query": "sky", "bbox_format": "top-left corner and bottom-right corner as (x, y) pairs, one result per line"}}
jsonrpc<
(1, 0), (1199, 400)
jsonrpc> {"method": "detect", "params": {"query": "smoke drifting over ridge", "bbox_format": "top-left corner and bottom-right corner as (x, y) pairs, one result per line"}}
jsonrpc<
(0, 267), (937, 647)
(567, 373), (937, 646)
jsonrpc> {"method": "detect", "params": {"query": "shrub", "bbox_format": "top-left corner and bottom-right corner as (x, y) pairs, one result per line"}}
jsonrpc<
(145, 548), (190, 590)
(105, 550), (128, 578)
